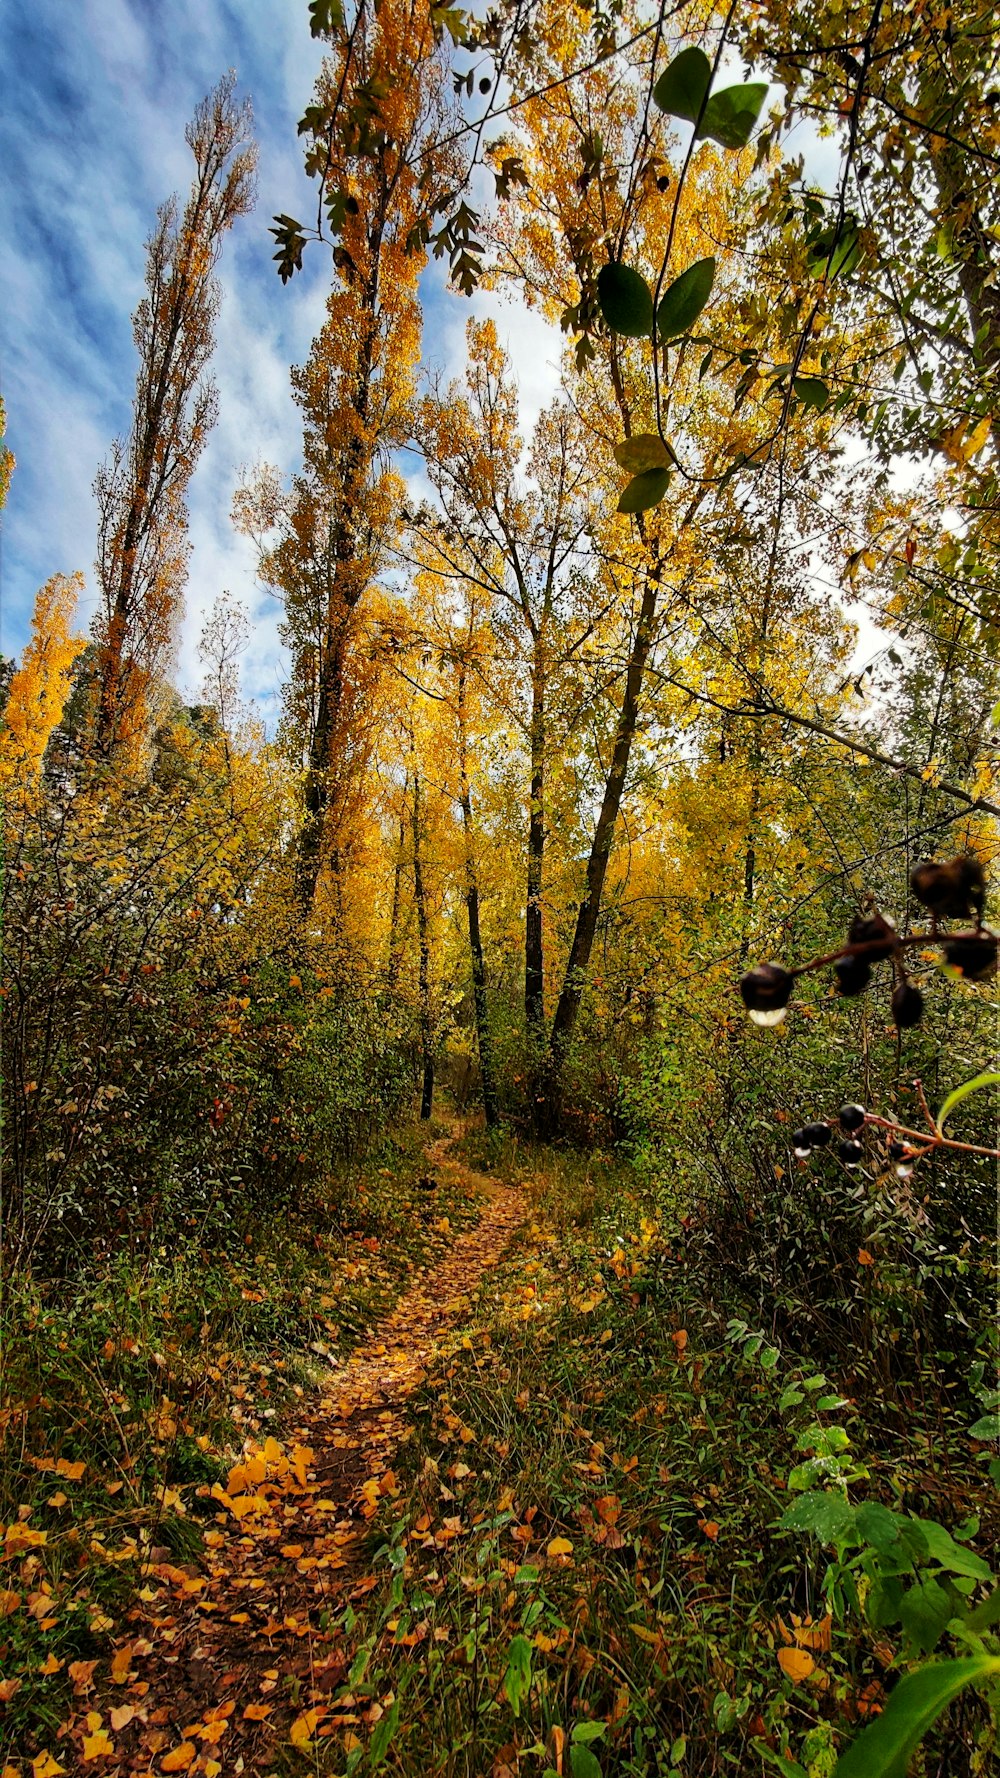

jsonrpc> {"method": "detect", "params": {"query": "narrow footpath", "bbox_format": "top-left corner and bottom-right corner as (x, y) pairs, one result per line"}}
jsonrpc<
(98, 1124), (525, 1776)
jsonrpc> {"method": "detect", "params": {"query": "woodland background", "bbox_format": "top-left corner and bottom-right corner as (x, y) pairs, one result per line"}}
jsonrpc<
(1, 1), (998, 1774)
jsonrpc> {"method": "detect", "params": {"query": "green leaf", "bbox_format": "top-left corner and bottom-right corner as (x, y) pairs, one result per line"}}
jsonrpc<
(966, 1585), (1000, 1632)
(916, 1519), (992, 1581)
(617, 469), (670, 514)
(900, 1577), (954, 1654)
(971, 1413), (1000, 1441)
(779, 1490), (856, 1543)
(696, 82), (768, 149)
(308, 0), (344, 35)
(807, 219), (861, 280)
(989, 698), (1000, 729)
(503, 1634), (533, 1717)
(794, 376), (829, 411)
(656, 256), (716, 340)
(653, 46), (712, 123)
(613, 434), (673, 473)
(597, 264), (654, 337)
(572, 1722), (607, 1744)
(937, 1070), (1000, 1129)
(752, 1746), (808, 1778)
(570, 1747), (604, 1778)
(760, 1345), (780, 1370)
(856, 1503), (901, 1552)
(832, 1656), (1000, 1778)
(368, 1700), (400, 1768)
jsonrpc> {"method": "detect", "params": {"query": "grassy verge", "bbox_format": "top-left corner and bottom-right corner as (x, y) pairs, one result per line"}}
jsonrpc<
(315, 1139), (997, 1778)
(0, 1112), (476, 1760)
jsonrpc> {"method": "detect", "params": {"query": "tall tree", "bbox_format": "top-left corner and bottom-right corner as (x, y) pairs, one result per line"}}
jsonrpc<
(240, 0), (458, 915)
(93, 75), (256, 762)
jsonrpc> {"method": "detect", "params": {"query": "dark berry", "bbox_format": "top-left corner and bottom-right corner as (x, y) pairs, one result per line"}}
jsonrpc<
(835, 954), (873, 996)
(803, 1122), (832, 1146)
(839, 1139), (864, 1166)
(739, 963), (793, 1025)
(847, 911), (897, 961)
(942, 930), (997, 981)
(479, 76), (491, 92)
(910, 855), (985, 922)
(792, 1127), (813, 1154)
(888, 1140), (906, 1160)
(839, 1103), (866, 1132)
(656, 174), (671, 192)
(891, 981), (924, 1029)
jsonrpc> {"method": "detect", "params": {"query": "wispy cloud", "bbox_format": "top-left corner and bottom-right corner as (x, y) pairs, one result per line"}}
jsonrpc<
(0, 0), (562, 723)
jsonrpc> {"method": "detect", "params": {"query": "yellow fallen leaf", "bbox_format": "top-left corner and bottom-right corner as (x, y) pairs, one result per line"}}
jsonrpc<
(778, 1645), (815, 1681)
(0, 1680), (22, 1703)
(858, 1249), (874, 1266)
(109, 1706), (135, 1732)
(81, 1733), (115, 1761)
(55, 1459), (86, 1481)
(0, 1589), (21, 1618)
(547, 1537), (573, 1557)
(40, 1653), (63, 1676)
(31, 1757), (65, 1778)
(110, 1646), (133, 1684)
(160, 1745), (196, 1772)
(793, 1613), (832, 1653)
(4, 1763), (23, 1778)
(290, 1708), (326, 1746)
(242, 1704), (272, 1721)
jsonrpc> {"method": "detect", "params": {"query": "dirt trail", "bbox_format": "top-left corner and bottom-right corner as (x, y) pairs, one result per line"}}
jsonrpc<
(102, 1121), (525, 1775)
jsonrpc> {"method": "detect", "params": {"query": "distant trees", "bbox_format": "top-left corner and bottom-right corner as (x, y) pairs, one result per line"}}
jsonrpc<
(92, 74), (256, 763)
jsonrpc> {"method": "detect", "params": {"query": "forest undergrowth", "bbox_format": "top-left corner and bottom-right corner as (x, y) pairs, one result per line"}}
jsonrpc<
(2, 1099), (996, 1778)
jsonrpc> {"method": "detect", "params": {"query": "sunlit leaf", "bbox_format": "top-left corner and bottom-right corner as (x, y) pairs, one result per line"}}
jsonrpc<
(656, 257), (716, 340)
(653, 47), (712, 123)
(617, 469), (670, 513)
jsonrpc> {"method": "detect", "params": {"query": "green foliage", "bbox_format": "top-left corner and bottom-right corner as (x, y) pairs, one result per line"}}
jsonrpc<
(656, 256), (716, 340)
(596, 263), (653, 337)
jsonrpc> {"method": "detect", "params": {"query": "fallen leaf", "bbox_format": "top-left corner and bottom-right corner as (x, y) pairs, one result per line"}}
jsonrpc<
(31, 1758), (65, 1778)
(242, 1704), (272, 1721)
(777, 1645), (815, 1681)
(0, 1680), (22, 1703)
(110, 1646), (133, 1684)
(290, 1708), (326, 1746)
(546, 1537), (573, 1557)
(0, 1589), (20, 1618)
(698, 1518), (720, 1540)
(69, 1660), (98, 1693)
(160, 1746), (196, 1772)
(109, 1706), (135, 1732)
(81, 1733), (115, 1762)
(858, 1249), (873, 1266)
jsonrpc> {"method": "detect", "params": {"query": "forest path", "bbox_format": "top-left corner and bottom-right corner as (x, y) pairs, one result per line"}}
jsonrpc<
(103, 1117), (526, 1776)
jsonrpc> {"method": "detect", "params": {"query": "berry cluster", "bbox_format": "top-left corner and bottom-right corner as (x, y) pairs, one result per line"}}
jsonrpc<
(790, 1102), (912, 1174)
(739, 854), (995, 1030)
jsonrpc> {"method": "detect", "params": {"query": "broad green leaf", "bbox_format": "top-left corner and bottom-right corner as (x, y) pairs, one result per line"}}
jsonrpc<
(916, 1519), (992, 1581)
(657, 256), (716, 339)
(966, 1586), (1000, 1632)
(937, 1070), (1000, 1129)
(899, 1577), (953, 1654)
(653, 47), (712, 123)
(618, 469), (670, 513)
(597, 264), (653, 337)
(696, 82), (768, 149)
(794, 376), (829, 411)
(832, 1656), (1000, 1778)
(856, 1503), (902, 1552)
(779, 1490), (856, 1543)
(572, 1722), (607, 1744)
(613, 433), (673, 473)
(807, 219), (861, 280)
(970, 1413), (1000, 1441)
(502, 1634), (533, 1716)
(309, 0), (344, 35)
(989, 698), (1000, 729)
(570, 1747), (603, 1778)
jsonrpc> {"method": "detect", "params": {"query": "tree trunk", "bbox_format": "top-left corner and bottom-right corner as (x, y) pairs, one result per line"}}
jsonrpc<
(410, 765), (434, 1121)
(543, 568), (660, 1131)
(386, 798), (407, 989)
(457, 665), (499, 1127)
(525, 654), (546, 1047)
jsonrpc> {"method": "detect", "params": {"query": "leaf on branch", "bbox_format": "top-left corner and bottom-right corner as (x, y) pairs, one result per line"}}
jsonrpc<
(657, 256), (716, 340)
(617, 469), (670, 513)
(653, 47), (712, 123)
(696, 82), (768, 149)
(831, 1656), (1000, 1777)
(308, 0), (344, 37)
(597, 264), (654, 337)
(613, 434), (674, 473)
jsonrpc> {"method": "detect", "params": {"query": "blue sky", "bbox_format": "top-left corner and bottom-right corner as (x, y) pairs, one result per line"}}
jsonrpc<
(0, 0), (563, 725)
